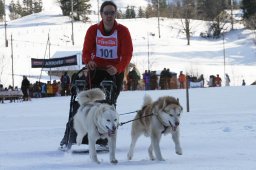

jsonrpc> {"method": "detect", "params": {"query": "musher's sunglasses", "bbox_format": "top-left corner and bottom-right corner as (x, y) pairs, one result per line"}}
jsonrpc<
(102, 11), (116, 16)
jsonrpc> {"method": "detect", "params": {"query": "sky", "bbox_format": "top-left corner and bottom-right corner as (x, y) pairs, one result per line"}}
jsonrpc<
(0, 86), (256, 170)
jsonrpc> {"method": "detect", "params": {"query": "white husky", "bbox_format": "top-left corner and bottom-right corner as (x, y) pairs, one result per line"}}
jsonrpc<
(127, 94), (183, 161)
(73, 88), (119, 164)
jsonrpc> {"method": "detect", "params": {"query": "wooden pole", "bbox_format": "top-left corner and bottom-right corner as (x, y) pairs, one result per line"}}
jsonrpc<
(186, 75), (190, 112)
(11, 34), (14, 87)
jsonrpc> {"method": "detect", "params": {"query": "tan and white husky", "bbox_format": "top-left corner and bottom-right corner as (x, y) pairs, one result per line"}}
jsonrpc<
(127, 94), (183, 161)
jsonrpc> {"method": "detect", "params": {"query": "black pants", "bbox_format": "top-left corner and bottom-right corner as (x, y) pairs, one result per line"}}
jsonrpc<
(89, 69), (124, 104)
(21, 87), (28, 101)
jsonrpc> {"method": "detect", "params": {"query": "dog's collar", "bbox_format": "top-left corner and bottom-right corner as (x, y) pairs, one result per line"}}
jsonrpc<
(153, 112), (171, 134)
(162, 125), (169, 134)
(95, 99), (114, 106)
(96, 126), (106, 137)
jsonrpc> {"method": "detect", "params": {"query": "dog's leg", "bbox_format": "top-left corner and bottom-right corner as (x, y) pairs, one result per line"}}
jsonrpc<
(151, 130), (164, 161)
(88, 135), (100, 164)
(148, 143), (155, 160)
(108, 135), (118, 164)
(172, 130), (182, 155)
(74, 120), (87, 145)
(127, 130), (142, 160)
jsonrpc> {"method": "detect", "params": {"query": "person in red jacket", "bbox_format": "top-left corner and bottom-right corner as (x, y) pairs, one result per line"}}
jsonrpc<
(178, 71), (186, 89)
(82, 0), (133, 105)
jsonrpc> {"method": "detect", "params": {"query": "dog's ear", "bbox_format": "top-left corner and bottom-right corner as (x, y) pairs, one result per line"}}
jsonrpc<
(177, 98), (181, 106)
(156, 98), (164, 109)
(176, 98), (183, 111)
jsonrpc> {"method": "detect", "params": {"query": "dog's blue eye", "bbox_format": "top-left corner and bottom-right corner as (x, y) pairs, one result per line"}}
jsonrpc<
(177, 113), (181, 116)
(169, 114), (173, 117)
(107, 119), (110, 122)
(114, 119), (117, 121)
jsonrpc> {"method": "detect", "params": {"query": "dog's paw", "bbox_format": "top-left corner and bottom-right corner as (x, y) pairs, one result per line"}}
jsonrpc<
(150, 157), (155, 161)
(149, 154), (155, 160)
(95, 160), (100, 164)
(156, 158), (165, 161)
(92, 158), (100, 164)
(127, 153), (133, 160)
(111, 159), (118, 164)
(176, 147), (183, 155)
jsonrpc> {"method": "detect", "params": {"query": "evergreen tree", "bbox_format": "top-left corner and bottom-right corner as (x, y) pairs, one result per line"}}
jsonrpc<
(15, 0), (23, 15)
(116, 9), (123, 19)
(33, 0), (43, 13)
(0, 0), (4, 20)
(145, 4), (154, 18)
(137, 6), (145, 18)
(58, 0), (91, 21)
(125, 6), (136, 19)
(22, 0), (33, 15)
(131, 6), (136, 18)
(241, 0), (256, 19)
(196, 0), (207, 19)
(9, 0), (16, 13)
(58, 0), (70, 16)
(204, 0), (228, 20)
(151, 0), (168, 17)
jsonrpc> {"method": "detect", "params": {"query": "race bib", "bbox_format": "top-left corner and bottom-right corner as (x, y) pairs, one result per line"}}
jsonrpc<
(96, 30), (118, 59)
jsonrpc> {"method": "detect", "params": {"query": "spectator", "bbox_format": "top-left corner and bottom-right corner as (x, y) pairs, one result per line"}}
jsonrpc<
(166, 69), (172, 89)
(159, 68), (167, 89)
(215, 74), (222, 87)
(61, 72), (70, 96)
(242, 79), (246, 86)
(41, 83), (47, 97)
(21, 76), (30, 101)
(225, 74), (230, 86)
(143, 70), (151, 90)
(33, 81), (41, 98)
(150, 71), (158, 90)
(198, 74), (205, 87)
(178, 71), (186, 89)
(0, 84), (4, 91)
(128, 67), (140, 90)
(52, 80), (59, 96)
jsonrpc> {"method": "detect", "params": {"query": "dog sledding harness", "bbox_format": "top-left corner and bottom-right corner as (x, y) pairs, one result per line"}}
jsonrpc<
(153, 112), (170, 134)
(139, 104), (171, 134)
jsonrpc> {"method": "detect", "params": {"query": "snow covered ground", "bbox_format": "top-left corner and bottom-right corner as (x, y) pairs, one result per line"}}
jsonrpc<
(0, 86), (256, 170)
(0, 2), (256, 169)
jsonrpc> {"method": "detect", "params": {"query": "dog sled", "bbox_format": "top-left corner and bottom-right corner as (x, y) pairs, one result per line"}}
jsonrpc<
(59, 67), (117, 153)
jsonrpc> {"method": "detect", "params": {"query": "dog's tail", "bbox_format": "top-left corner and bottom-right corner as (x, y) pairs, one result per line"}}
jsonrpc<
(77, 88), (105, 106)
(142, 94), (153, 107)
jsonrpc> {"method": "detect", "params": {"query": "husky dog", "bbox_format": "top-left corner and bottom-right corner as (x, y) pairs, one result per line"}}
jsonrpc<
(73, 88), (119, 164)
(127, 94), (183, 161)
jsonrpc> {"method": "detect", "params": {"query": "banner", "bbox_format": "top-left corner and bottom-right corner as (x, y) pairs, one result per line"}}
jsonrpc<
(31, 55), (77, 68)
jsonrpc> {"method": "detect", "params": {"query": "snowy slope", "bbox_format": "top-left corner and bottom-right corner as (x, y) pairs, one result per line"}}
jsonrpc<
(0, 86), (256, 169)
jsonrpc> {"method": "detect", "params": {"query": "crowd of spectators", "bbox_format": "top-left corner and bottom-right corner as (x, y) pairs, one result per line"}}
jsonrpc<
(0, 70), (253, 103)
(0, 73), (71, 103)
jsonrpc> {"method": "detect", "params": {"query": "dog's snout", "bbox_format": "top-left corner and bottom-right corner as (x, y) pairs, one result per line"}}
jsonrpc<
(175, 121), (180, 126)
(112, 125), (117, 131)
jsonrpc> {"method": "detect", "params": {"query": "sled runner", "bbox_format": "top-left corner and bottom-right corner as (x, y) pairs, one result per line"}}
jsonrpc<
(59, 67), (117, 152)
